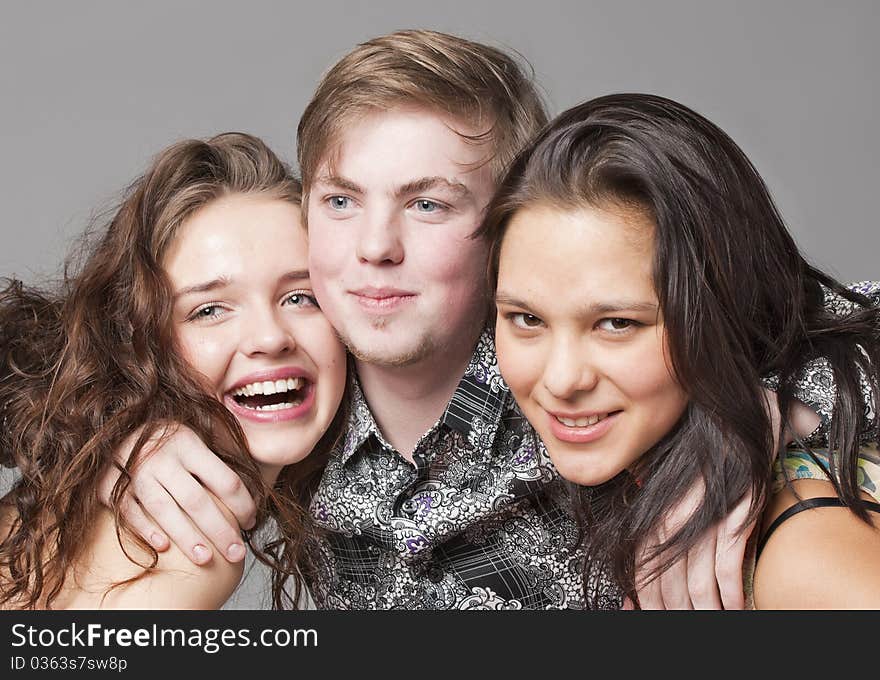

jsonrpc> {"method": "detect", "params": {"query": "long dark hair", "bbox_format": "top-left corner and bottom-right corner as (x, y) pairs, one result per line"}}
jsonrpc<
(478, 93), (880, 608)
(0, 132), (342, 609)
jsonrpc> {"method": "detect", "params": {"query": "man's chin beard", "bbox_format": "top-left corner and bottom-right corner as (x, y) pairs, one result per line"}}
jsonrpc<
(347, 334), (436, 368)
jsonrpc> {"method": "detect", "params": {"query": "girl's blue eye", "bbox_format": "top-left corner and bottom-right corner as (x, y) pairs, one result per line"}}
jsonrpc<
(285, 292), (319, 308)
(190, 304), (224, 321)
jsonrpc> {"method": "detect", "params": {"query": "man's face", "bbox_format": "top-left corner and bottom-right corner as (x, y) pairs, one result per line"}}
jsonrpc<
(306, 107), (496, 368)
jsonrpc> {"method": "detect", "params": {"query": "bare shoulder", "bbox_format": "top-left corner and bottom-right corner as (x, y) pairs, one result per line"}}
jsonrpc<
(753, 478), (880, 609)
(0, 492), (244, 610)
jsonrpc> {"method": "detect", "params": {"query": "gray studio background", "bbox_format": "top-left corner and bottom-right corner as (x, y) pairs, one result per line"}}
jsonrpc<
(1, 1), (877, 608)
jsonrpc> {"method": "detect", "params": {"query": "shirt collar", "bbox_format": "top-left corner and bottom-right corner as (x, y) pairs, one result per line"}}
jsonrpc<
(338, 375), (389, 465)
(336, 328), (511, 465)
(440, 328), (509, 442)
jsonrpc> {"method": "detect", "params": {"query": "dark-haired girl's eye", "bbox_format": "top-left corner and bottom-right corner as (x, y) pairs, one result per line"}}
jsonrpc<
(509, 312), (544, 329)
(597, 317), (639, 333)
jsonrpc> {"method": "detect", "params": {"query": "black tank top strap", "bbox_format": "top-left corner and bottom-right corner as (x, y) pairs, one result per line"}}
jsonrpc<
(756, 497), (880, 561)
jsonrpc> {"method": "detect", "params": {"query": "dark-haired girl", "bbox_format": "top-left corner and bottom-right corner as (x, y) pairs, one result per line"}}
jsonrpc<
(481, 93), (880, 608)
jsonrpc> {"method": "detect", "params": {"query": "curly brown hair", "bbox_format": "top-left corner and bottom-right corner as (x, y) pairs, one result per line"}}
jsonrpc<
(0, 132), (343, 609)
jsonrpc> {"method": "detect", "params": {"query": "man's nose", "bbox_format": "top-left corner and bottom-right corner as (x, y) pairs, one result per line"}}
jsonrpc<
(356, 209), (404, 265)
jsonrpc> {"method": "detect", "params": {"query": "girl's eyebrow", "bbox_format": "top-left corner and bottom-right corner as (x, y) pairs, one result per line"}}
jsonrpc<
(174, 276), (231, 300)
(174, 270), (310, 300)
(587, 300), (658, 314)
(495, 293), (532, 309)
(278, 269), (311, 284)
(495, 293), (658, 316)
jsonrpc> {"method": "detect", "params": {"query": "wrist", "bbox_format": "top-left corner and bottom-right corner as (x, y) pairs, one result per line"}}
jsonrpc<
(785, 400), (822, 444)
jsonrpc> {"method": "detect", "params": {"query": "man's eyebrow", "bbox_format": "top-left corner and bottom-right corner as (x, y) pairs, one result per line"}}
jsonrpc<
(395, 176), (471, 200)
(173, 270), (310, 300)
(313, 176), (364, 194)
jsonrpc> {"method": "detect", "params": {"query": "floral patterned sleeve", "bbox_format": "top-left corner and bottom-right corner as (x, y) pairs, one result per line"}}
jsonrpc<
(762, 280), (880, 447)
(772, 445), (880, 502)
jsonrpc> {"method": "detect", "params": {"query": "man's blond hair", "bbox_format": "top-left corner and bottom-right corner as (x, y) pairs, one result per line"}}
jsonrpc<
(297, 29), (548, 204)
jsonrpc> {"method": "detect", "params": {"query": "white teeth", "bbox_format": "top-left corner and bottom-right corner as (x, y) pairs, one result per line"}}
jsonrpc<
(251, 402), (296, 411)
(556, 413), (607, 427)
(232, 377), (305, 397)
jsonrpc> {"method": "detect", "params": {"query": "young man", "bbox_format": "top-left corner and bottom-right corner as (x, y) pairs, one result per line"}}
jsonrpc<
(294, 34), (588, 606)
(97, 30), (840, 609)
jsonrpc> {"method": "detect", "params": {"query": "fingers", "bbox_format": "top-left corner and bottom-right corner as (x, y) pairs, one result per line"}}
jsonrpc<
(129, 471), (212, 564)
(153, 463), (247, 563)
(177, 441), (257, 531)
(97, 454), (170, 552)
(714, 493), (755, 610)
(118, 495), (170, 552)
(635, 477), (705, 609)
(659, 552), (693, 610)
(684, 529), (723, 609)
(633, 539), (666, 610)
(635, 571), (666, 610)
(107, 424), (253, 566)
(632, 482), (752, 610)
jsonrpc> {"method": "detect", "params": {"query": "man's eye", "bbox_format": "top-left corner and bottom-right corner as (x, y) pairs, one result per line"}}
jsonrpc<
(328, 196), (351, 210)
(413, 199), (442, 213)
(597, 317), (637, 332)
(509, 312), (543, 329)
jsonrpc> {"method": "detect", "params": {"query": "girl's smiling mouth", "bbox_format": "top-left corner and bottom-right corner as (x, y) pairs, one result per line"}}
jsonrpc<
(224, 368), (316, 422)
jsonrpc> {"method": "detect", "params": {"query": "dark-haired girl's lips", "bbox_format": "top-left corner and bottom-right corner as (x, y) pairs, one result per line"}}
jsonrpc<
(546, 410), (620, 443)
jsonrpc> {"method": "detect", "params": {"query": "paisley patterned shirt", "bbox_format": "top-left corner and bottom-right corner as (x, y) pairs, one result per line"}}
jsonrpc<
(762, 280), (880, 445)
(307, 330), (615, 610)
(306, 282), (880, 610)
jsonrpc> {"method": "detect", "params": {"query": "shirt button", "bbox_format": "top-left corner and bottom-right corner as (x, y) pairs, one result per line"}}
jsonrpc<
(400, 500), (417, 515)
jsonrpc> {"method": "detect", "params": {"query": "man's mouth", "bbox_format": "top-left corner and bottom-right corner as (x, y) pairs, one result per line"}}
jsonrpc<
(228, 377), (310, 411)
(350, 288), (416, 312)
